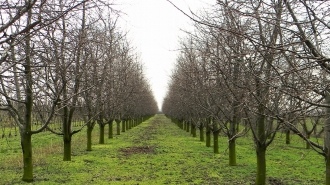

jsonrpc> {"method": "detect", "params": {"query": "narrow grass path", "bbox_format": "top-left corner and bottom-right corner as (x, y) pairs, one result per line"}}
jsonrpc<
(1, 114), (324, 184)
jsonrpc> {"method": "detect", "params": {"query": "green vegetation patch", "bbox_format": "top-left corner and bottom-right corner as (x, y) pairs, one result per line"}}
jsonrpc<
(0, 115), (325, 184)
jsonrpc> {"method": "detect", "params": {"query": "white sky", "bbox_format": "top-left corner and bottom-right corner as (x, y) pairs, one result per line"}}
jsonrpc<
(115, 0), (210, 110)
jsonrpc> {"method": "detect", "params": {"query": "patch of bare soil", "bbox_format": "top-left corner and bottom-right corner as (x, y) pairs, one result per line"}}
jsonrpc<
(120, 118), (161, 156)
(119, 146), (157, 156)
(132, 120), (160, 144)
(268, 177), (284, 185)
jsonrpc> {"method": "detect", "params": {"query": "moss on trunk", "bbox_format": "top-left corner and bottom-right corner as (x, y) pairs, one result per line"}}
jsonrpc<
(326, 154), (330, 185)
(199, 126), (204, 142)
(21, 132), (33, 182)
(192, 123), (197, 137)
(229, 138), (236, 166)
(206, 125), (211, 147)
(122, 120), (126, 132)
(256, 145), (266, 185)
(99, 124), (105, 144)
(63, 136), (72, 161)
(286, 129), (290, 144)
(87, 126), (93, 151)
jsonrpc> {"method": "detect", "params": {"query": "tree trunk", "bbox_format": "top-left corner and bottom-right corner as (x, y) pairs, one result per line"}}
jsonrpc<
(229, 116), (238, 166)
(179, 120), (183, 129)
(87, 126), (93, 151)
(324, 92), (330, 185)
(213, 130), (220, 154)
(63, 107), (72, 161)
(21, 132), (33, 182)
(256, 145), (266, 185)
(285, 129), (290, 144)
(327, 156), (330, 185)
(63, 136), (72, 161)
(206, 125), (211, 147)
(256, 95), (267, 185)
(229, 54), (239, 166)
(191, 122), (195, 136)
(186, 121), (190, 132)
(20, 3), (34, 182)
(126, 120), (129, 130)
(116, 120), (120, 135)
(108, 121), (113, 139)
(183, 121), (186, 130)
(229, 138), (236, 166)
(306, 134), (310, 149)
(122, 120), (126, 132)
(199, 126), (204, 142)
(99, 124), (105, 144)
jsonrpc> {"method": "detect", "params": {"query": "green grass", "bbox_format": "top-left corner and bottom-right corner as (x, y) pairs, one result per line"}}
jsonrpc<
(0, 115), (325, 184)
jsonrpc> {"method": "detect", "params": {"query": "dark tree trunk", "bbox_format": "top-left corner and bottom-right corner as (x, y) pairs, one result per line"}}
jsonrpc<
(192, 123), (197, 137)
(256, 97), (267, 185)
(122, 120), (126, 132)
(326, 153), (330, 185)
(256, 144), (266, 185)
(116, 120), (121, 135)
(63, 135), (72, 161)
(99, 124), (105, 144)
(206, 124), (211, 147)
(324, 93), (330, 185)
(199, 126), (204, 142)
(62, 106), (72, 161)
(21, 5), (34, 182)
(229, 138), (236, 166)
(21, 132), (33, 182)
(213, 130), (220, 154)
(87, 126), (93, 151)
(285, 129), (290, 144)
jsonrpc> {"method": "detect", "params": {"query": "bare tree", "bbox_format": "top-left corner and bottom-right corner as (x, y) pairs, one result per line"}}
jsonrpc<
(0, 0), (94, 181)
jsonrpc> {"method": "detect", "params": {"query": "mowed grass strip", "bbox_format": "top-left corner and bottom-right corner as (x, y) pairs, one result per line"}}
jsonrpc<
(1, 114), (325, 184)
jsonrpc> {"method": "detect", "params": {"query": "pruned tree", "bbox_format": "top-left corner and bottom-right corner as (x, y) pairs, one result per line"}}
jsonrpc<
(0, 0), (94, 181)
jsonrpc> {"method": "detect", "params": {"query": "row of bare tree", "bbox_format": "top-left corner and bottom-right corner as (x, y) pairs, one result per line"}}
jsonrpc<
(0, 0), (158, 182)
(163, 0), (330, 184)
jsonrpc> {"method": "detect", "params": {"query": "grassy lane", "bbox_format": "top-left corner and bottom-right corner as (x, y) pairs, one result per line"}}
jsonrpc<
(1, 114), (324, 184)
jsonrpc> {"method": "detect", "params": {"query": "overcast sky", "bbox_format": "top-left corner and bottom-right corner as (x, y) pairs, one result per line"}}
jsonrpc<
(115, 0), (210, 110)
